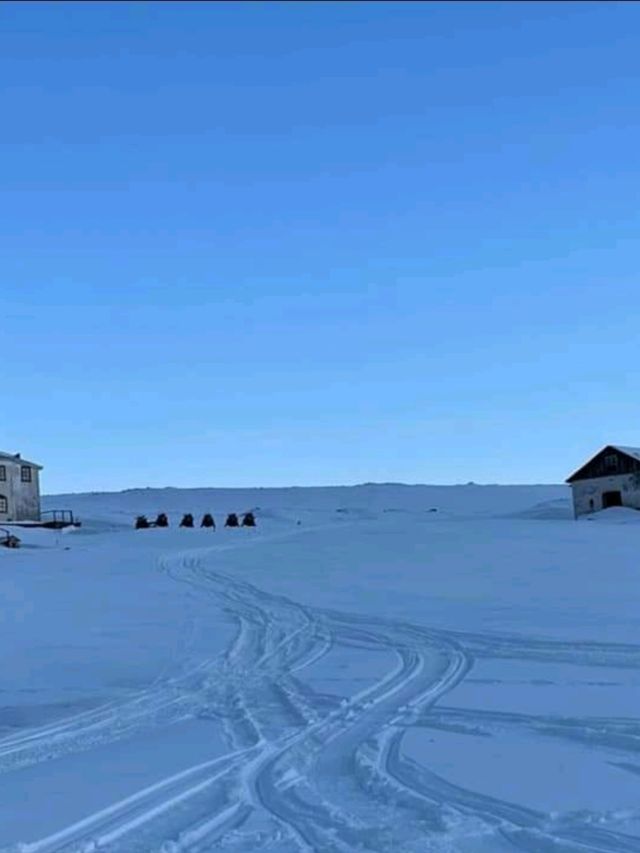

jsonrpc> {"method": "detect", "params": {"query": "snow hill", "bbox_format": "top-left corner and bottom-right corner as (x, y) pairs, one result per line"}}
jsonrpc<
(2, 483), (640, 852)
(44, 482), (571, 525)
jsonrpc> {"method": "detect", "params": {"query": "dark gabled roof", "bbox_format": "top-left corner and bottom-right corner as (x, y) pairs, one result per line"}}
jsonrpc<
(613, 445), (640, 463)
(566, 445), (640, 483)
(0, 451), (43, 470)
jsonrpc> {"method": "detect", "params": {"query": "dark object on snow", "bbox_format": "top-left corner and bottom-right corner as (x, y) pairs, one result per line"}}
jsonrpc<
(241, 512), (256, 528)
(428, 508), (438, 513)
(135, 515), (150, 530)
(0, 528), (21, 548)
(155, 513), (169, 527)
(225, 513), (239, 528)
(201, 513), (216, 528)
(180, 513), (194, 528)
(40, 510), (81, 529)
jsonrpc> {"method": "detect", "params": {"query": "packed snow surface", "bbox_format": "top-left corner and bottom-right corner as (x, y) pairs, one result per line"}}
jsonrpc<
(2, 483), (640, 852)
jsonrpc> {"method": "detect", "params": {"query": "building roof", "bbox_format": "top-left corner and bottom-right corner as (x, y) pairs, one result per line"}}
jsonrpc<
(612, 445), (640, 462)
(566, 444), (640, 483)
(0, 451), (43, 470)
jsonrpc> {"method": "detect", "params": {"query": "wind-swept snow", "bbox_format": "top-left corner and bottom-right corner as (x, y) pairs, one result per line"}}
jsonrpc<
(1, 483), (639, 852)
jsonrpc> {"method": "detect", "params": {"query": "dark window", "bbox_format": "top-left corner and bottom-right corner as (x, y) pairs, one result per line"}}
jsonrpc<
(0, 465), (5, 481)
(604, 454), (619, 470)
(21, 466), (32, 483)
(0, 495), (7, 513)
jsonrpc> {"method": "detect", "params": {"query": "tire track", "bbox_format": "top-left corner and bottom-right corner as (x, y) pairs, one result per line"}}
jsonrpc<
(8, 539), (640, 853)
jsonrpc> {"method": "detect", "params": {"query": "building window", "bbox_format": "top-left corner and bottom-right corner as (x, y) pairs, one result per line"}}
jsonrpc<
(0, 465), (5, 481)
(21, 466), (32, 483)
(604, 454), (619, 470)
(0, 495), (7, 514)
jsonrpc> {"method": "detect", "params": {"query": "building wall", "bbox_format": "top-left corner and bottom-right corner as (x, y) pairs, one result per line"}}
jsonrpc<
(13, 466), (41, 521)
(571, 473), (640, 518)
(0, 463), (12, 522)
(0, 462), (41, 522)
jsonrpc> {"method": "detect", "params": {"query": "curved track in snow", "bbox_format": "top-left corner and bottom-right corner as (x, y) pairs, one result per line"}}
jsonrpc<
(3, 539), (640, 853)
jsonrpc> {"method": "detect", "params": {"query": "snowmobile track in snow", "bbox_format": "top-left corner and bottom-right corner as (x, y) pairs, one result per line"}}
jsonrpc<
(4, 537), (640, 853)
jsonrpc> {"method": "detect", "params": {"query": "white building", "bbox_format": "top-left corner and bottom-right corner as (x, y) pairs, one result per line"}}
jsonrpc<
(566, 445), (640, 518)
(0, 452), (43, 523)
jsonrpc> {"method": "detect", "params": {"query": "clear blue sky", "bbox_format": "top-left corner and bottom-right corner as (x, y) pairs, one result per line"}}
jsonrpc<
(2, 2), (639, 493)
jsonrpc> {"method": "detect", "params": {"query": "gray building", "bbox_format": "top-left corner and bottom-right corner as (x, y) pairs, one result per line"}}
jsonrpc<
(0, 451), (43, 523)
(566, 445), (640, 518)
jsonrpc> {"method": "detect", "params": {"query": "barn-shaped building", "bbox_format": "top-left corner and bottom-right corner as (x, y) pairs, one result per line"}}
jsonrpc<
(0, 451), (43, 523)
(566, 445), (640, 518)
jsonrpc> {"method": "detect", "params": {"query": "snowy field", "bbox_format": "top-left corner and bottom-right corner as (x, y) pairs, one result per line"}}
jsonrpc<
(2, 483), (640, 852)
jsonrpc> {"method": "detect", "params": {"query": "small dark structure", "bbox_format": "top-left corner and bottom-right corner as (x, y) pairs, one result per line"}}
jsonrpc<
(135, 515), (150, 530)
(0, 528), (21, 548)
(40, 510), (81, 529)
(180, 513), (194, 528)
(155, 513), (169, 528)
(10, 510), (81, 530)
(225, 513), (239, 528)
(201, 513), (216, 529)
(241, 512), (256, 528)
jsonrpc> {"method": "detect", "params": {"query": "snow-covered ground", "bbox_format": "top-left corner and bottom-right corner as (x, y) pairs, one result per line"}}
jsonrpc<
(2, 483), (640, 852)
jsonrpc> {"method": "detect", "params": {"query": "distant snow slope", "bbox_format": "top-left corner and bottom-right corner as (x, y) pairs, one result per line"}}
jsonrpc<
(2, 483), (640, 852)
(43, 482), (569, 525)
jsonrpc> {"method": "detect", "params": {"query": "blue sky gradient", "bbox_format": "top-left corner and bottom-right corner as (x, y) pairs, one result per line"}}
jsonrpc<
(2, 2), (640, 492)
